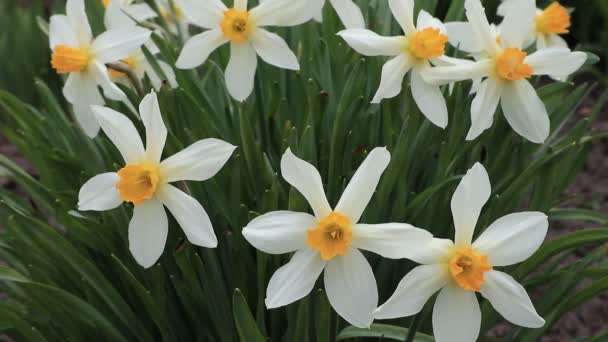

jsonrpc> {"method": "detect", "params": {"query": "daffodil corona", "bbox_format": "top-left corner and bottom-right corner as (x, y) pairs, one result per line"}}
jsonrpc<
(242, 148), (433, 328)
(374, 163), (548, 342)
(78, 91), (236, 268)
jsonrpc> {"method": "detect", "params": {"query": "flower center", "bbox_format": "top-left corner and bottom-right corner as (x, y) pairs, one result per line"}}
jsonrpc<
(408, 27), (448, 59)
(307, 212), (353, 261)
(116, 163), (161, 206)
(496, 48), (533, 81)
(448, 247), (492, 292)
(51, 45), (90, 74)
(220, 9), (251, 43)
(536, 2), (570, 35)
(109, 55), (138, 78)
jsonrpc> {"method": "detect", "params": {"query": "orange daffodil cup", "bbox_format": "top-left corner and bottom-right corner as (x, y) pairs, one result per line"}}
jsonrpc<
(242, 148), (433, 328)
(174, 0), (324, 101)
(78, 91), (236, 268)
(374, 163), (548, 342)
(422, 0), (586, 143)
(337, 0), (469, 129)
(49, 0), (151, 137)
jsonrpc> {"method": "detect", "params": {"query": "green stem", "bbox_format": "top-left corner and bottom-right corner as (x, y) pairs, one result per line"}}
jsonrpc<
(404, 314), (422, 342)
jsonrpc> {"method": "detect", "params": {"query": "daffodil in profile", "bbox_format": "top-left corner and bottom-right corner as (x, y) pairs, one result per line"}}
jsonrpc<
(49, 0), (151, 137)
(338, 0), (469, 128)
(374, 163), (547, 342)
(175, 0), (323, 101)
(242, 148), (433, 328)
(422, 0), (586, 143)
(78, 91), (236, 268)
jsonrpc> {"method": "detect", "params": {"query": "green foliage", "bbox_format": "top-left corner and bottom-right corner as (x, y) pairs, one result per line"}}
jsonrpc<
(0, 0), (606, 341)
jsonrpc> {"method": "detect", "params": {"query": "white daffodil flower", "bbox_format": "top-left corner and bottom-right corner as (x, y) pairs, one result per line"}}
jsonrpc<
(338, 0), (470, 128)
(422, 0), (586, 143)
(260, 0), (365, 29)
(78, 91), (236, 268)
(375, 163), (547, 342)
(105, 0), (178, 91)
(242, 148), (433, 328)
(101, 0), (157, 25)
(174, 0), (323, 101)
(498, 0), (571, 50)
(49, 0), (151, 137)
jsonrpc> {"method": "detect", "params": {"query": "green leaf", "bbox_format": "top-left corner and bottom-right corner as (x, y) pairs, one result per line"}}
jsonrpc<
(232, 289), (266, 342)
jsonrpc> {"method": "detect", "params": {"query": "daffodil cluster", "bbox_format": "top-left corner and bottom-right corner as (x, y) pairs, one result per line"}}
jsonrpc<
(43, 0), (593, 341)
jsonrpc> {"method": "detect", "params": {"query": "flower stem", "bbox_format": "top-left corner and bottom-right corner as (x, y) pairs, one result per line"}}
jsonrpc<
(106, 62), (144, 97)
(404, 313), (421, 342)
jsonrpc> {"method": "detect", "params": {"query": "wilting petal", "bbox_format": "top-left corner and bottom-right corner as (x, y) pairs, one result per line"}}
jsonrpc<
(410, 66), (448, 128)
(91, 105), (146, 164)
(464, 0), (500, 55)
(466, 78), (503, 141)
(49, 15), (78, 49)
(351, 223), (432, 259)
(128, 198), (168, 268)
(250, 28), (299, 70)
(371, 54), (414, 103)
(388, 0), (415, 35)
(138, 91), (167, 163)
(480, 270), (545, 328)
(265, 248), (326, 308)
(251, 0), (324, 27)
(91, 27), (151, 64)
(225, 42), (258, 101)
(324, 248), (377, 328)
(499, 0), (536, 49)
(337, 29), (404, 56)
(451, 162), (491, 246)
(375, 264), (448, 319)
(473, 212), (548, 266)
(432, 284), (481, 342)
(66, 0), (92, 46)
(280, 148), (332, 219)
(500, 80), (550, 144)
(329, 0), (365, 29)
(525, 48), (587, 77)
(335, 147), (390, 223)
(243, 211), (317, 254)
(175, 0), (226, 29)
(157, 184), (218, 248)
(175, 29), (228, 69)
(78, 172), (122, 211)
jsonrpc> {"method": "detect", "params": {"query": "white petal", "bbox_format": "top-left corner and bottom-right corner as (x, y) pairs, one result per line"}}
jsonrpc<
(91, 27), (151, 64)
(78, 172), (122, 211)
(324, 248), (377, 328)
(432, 284), (481, 342)
(139, 91), (167, 163)
(536, 33), (548, 50)
(497, 0), (516, 17)
(175, 29), (228, 69)
(265, 248), (326, 308)
(128, 198), (168, 268)
(66, 0), (92, 46)
(89, 61), (128, 101)
(73, 102), (102, 137)
(250, 28), (299, 70)
(250, 0), (324, 27)
(451, 162), (491, 246)
(466, 78), (503, 141)
(104, 0), (135, 30)
(371, 54), (413, 103)
(159, 138), (236, 183)
(125, 3), (158, 22)
(444, 22), (481, 53)
(388, 0), (416, 35)
(421, 59), (493, 86)
(407, 238), (454, 265)
(329, 0), (366, 29)
(243, 211), (316, 254)
(280, 148), (332, 219)
(234, 0), (248, 11)
(63, 71), (97, 104)
(157, 184), (218, 247)
(464, 0), (500, 55)
(335, 147), (390, 223)
(416, 10), (446, 33)
(500, 0), (536, 48)
(480, 270), (545, 328)
(337, 29), (404, 56)
(374, 264), (448, 319)
(411, 66), (448, 128)
(225, 42), (258, 102)
(525, 48), (587, 77)
(351, 223), (432, 259)
(500, 80), (550, 144)
(473, 212), (548, 266)
(175, 0), (226, 29)
(91, 105), (146, 164)
(49, 15), (78, 49)
(545, 34), (569, 49)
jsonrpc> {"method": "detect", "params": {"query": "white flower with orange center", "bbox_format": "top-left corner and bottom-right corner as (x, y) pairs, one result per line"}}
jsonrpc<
(374, 163), (548, 342)
(242, 148), (433, 328)
(49, 0), (151, 137)
(422, 0), (586, 143)
(77, 91), (236, 268)
(174, 0), (323, 101)
(337, 0), (471, 129)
